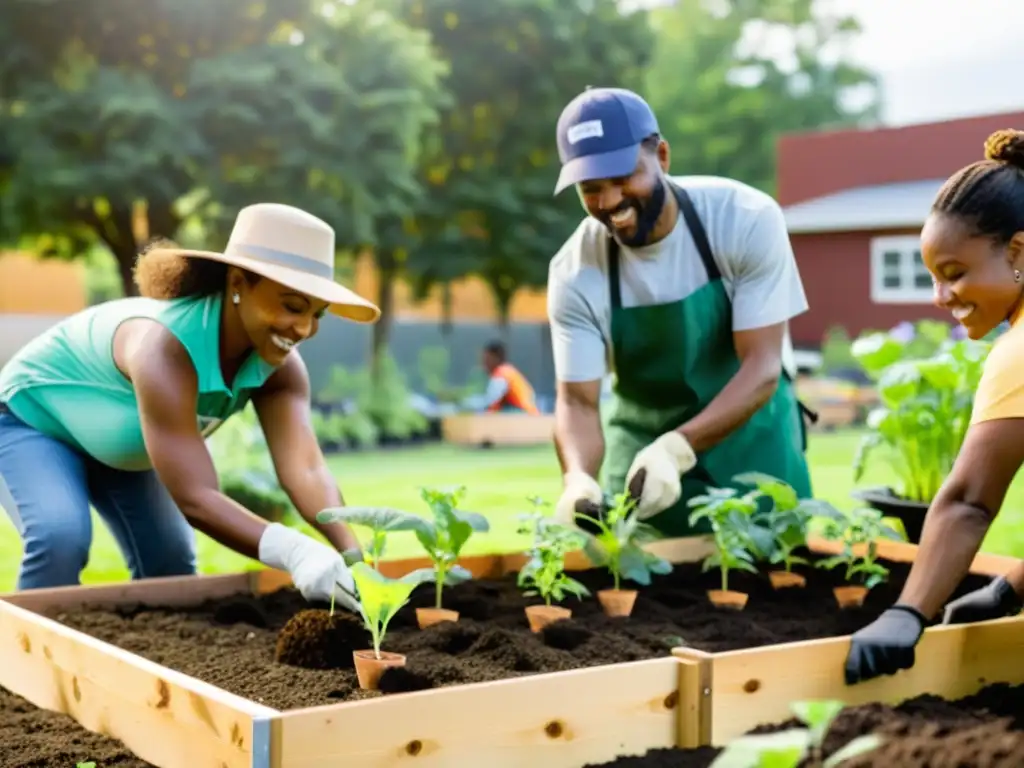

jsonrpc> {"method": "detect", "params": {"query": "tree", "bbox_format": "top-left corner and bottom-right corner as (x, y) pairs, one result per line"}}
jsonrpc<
(390, 0), (655, 330)
(0, 0), (447, 297)
(642, 0), (880, 195)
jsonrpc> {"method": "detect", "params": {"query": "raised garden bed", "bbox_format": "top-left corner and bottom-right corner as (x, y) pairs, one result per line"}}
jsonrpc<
(0, 534), (1020, 767)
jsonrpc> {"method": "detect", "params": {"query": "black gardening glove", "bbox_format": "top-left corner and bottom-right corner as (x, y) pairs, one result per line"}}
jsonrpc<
(844, 605), (926, 685)
(942, 576), (1023, 625)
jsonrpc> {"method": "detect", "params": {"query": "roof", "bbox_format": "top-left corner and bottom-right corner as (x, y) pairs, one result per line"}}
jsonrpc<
(782, 178), (945, 235)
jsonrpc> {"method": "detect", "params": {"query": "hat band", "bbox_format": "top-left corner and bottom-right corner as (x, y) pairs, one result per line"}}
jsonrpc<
(228, 242), (334, 280)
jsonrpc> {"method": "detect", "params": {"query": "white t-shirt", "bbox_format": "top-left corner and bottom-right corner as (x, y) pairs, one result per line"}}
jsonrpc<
(547, 175), (808, 383)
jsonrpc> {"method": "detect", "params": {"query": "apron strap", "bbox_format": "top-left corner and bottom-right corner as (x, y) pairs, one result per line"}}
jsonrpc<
(605, 180), (819, 428)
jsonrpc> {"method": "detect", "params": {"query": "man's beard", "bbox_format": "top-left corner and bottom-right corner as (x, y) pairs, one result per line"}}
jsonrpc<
(599, 178), (667, 247)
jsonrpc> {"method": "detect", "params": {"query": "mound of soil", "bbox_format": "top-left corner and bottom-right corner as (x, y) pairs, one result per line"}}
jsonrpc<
(44, 555), (991, 711)
(0, 685), (154, 768)
(588, 682), (1024, 767)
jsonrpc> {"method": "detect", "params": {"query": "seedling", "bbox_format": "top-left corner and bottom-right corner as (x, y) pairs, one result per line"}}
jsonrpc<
(816, 505), (903, 607)
(316, 506), (426, 571)
(413, 486), (490, 612)
(516, 497), (590, 615)
(733, 473), (832, 588)
(350, 562), (433, 660)
(577, 491), (672, 617)
(688, 487), (762, 608)
(348, 562), (434, 689)
(710, 699), (882, 767)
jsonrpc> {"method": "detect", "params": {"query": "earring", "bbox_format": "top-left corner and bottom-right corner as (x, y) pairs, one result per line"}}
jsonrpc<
(232, 292), (240, 305)
(1015, 269), (1021, 283)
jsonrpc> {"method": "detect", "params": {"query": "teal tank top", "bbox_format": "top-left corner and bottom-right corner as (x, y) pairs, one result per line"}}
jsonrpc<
(0, 292), (276, 471)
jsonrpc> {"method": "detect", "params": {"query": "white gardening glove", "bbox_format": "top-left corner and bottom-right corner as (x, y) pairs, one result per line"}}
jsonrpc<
(258, 523), (360, 613)
(625, 431), (697, 520)
(554, 470), (604, 527)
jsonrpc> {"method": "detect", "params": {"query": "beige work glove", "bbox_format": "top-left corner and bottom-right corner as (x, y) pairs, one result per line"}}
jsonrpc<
(625, 431), (697, 520)
(554, 470), (604, 527)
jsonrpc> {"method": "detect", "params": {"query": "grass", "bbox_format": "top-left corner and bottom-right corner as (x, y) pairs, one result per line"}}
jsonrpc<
(2, 428), (1023, 592)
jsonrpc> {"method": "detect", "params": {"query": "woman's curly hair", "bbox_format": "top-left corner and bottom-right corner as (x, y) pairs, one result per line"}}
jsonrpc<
(132, 238), (231, 299)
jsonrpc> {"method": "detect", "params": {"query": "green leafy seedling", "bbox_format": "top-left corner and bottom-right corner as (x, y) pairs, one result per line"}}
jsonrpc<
(577, 491), (673, 591)
(349, 562), (434, 659)
(816, 506), (904, 589)
(687, 488), (761, 593)
(516, 497), (590, 606)
(414, 486), (490, 609)
(76, 763), (97, 768)
(709, 698), (883, 767)
(316, 506), (426, 571)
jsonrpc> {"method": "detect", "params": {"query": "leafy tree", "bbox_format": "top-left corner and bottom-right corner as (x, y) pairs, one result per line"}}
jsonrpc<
(643, 0), (880, 195)
(0, 0), (446, 298)
(389, 0), (655, 331)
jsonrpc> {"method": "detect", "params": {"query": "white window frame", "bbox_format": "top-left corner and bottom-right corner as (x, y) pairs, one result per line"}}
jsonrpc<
(869, 235), (934, 304)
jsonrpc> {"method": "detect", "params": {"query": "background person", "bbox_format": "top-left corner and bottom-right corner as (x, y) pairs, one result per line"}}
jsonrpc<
(478, 340), (540, 415)
(844, 130), (1024, 684)
(546, 86), (813, 535)
(0, 203), (376, 611)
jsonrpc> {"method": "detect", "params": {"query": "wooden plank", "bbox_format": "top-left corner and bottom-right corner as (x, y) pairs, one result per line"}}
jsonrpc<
(441, 413), (555, 446)
(807, 535), (1020, 576)
(1, 572), (255, 614)
(0, 600), (278, 768)
(704, 613), (1024, 745)
(674, 648), (713, 748)
(271, 657), (682, 767)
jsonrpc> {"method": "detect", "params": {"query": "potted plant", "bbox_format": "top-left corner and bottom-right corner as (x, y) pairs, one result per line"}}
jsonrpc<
(411, 486), (490, 628)
(348, 562), (434, 690)
(816, 506), (903, 608)
(733, 473), (821, 589)
(515, 498), (590, 631)
(849, 321), (990, 543)
(577, 492), (673, 617)
(687, 487), (763, 609)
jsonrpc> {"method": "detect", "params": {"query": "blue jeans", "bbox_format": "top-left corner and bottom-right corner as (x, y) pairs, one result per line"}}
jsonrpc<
(0, 408), (197, 590)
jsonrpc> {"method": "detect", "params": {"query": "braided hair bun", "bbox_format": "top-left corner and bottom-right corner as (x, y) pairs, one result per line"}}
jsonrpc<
(984, 129), (1024, 169)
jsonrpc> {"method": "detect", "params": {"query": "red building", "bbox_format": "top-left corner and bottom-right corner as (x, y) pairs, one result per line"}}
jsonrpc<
(778, 109), (1024, 348)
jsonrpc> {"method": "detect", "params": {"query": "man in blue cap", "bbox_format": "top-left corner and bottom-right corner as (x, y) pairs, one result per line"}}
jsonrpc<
(547, 86), (815, 534)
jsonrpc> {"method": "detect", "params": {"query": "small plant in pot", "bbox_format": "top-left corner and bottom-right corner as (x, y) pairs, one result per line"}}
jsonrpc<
(315, 505), (426, 571)
(515, 497), (590, 631)
(411, 486), (490, 629)
(733, 472), (822, 590)
(576, 491), (673, 618)
(687, 487), (762, 610)
(815, 505), (903, 608)
(348, 562), (434, 690)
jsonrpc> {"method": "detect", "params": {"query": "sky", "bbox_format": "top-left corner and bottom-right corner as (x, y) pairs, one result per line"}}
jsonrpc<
(832, 0), (1024, 125)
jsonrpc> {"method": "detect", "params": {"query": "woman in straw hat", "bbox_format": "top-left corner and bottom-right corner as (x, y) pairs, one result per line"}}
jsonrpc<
(0, 203), (378, 612)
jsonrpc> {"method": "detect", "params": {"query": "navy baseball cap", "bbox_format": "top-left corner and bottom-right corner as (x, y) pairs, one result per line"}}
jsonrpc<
(554, 87), (660, 195)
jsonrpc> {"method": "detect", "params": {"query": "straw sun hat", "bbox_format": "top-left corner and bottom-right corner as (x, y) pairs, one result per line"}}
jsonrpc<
(144, 202), (381, 323)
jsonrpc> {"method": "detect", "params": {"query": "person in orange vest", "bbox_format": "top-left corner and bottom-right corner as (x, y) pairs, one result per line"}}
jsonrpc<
(481, 341), (540, 415)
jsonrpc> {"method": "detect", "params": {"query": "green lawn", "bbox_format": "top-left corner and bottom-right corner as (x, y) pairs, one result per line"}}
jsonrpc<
(2, 428), (1023, 592)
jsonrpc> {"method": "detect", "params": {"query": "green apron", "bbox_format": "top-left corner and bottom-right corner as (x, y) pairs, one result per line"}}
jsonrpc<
(600, 182), (814, 537)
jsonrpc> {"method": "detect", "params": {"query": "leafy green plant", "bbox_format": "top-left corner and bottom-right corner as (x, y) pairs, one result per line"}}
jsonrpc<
(413, 486), (490, 609)
(709, 699), (882, 767)
(349, 562), (434, 659)
(851, 323), (990, 503)
(577, 492), (673, 591)
(816, 506), (903, 589)
(316, 506), (426, 571)
(687, 487), (762, 592)
(516, 497), (590, 606)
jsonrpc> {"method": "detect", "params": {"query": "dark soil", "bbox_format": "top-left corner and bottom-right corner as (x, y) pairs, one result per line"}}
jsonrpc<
(588, 682), (1024, 767)
(0, 685), (154, 767)
(42, 554), (992, 712)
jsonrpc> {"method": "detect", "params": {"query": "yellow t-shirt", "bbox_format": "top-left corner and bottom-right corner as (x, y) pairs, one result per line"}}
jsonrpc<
(971, 322), (1024, 425)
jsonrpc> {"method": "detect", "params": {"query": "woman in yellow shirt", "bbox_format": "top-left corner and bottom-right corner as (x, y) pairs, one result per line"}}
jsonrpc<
(844, 128), (1024, 684)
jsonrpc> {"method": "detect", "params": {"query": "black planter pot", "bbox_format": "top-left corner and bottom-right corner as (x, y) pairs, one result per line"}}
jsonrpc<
(851, 486), (930, 544)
